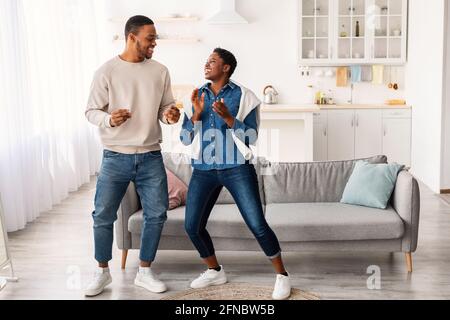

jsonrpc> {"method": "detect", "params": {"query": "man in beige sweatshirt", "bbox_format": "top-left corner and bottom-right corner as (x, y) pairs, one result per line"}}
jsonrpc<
(84, 15), (180, 297)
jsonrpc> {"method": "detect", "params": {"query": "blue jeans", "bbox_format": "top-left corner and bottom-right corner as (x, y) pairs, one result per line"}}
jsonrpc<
(92, 150), (168, 263)
(185, 164), (281, 259)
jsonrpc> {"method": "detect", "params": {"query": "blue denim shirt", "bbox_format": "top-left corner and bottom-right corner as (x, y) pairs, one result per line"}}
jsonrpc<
(180, 81), (259, 171)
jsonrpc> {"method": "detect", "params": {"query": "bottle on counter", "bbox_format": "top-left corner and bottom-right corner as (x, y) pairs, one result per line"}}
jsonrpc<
(315, 91), (321, 104)
(316, 91), (326, 105)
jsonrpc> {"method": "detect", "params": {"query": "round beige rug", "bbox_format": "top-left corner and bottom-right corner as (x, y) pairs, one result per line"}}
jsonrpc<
(161, 283), (320, 300)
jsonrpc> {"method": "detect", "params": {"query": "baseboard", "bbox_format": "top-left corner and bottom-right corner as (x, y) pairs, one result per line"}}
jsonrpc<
(441, 189), (450, 194)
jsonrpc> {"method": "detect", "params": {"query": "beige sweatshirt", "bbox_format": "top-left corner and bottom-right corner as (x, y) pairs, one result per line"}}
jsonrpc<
(85, 56), (175, 154)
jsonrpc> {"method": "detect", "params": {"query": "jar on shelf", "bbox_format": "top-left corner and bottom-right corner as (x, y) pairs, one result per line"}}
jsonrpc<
(340, 24), (347, 37)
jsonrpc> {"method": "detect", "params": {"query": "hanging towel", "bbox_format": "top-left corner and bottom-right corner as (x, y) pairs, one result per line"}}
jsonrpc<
(350, 66), (362, 83)
(372, 65), (384, 85)
(336, 67), (348, 87)
(361, 66), (372, 82)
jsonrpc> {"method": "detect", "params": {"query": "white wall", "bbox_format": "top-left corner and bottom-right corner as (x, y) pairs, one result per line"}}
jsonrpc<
(441, 0), (450, 190)
(406, 0), (446, 193)
(97, 0), (405, 105)
(96, 0), (450, 192)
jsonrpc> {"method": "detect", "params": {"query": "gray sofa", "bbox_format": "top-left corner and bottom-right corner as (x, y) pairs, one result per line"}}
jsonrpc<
(115, 153), (420, 273)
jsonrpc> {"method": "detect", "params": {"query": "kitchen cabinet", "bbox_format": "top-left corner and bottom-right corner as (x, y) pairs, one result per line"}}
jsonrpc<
(299, 0), (334, 62)
(326, 109), (381, 161)
(382, 109), (411, 166)
(315, 108), (410, 165)
(298, 0), (408, 65)
(327, 109), (355, 160)
(354, 109), (383, 158)
(369, 0), (408, 63)
(336, 0), (369, 62)
(313, 111), (328, 161)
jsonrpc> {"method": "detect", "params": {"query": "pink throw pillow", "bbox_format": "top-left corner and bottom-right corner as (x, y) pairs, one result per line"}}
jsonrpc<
(166, 168), (188, 210)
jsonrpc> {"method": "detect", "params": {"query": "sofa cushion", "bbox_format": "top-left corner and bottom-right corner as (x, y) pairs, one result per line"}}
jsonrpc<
(162, 154), (267, 205)
(166, 168), (188, 210)
(340, 161), (405, 209)
(128, 204), (258, 239)
(265, 203), (404, 241)
(162, 152), (192, 186)
(263, 155), (387, 204)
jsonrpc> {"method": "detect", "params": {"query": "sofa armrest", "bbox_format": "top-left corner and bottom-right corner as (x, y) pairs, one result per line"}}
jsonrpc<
(391, 170), (420, 253)
(115, 182), (141, 250)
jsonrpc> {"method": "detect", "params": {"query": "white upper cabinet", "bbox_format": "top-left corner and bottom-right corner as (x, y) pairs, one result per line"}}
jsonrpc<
(369, 0), (408, 64)
(335, 0), (369, 63)
(298, 0), (408, 65)
(300, 0), (334, 62)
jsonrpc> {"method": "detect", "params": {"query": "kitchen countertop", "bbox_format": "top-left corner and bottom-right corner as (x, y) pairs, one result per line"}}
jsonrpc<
(261, 104), (411, 112)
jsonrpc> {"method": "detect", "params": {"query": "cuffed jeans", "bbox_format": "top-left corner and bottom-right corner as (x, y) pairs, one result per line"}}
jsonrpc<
(185, 164), (281, 259)
(92, 150), (168, 263)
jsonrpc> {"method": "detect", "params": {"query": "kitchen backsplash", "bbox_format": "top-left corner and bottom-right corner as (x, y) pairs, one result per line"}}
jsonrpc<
(278, 66), (407, 105)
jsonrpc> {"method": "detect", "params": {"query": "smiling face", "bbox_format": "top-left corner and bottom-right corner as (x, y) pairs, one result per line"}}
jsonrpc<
(204, 52), (231, 81)
(129, 24), (157, 60)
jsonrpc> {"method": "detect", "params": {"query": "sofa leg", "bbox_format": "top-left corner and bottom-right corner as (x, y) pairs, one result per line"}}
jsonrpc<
(405, 252), (413, 273)
(121, 249), (128, 270)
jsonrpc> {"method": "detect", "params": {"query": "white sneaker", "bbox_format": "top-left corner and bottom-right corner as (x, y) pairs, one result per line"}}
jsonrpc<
(272, 273), (291, 300)
(190, 266), (227, 289)
(84, 267), (112, 297)
(134, 267), (167, 293)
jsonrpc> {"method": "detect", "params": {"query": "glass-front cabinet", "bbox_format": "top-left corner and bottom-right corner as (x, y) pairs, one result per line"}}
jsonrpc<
(336, 0), (367, 62)
(298, 0), (407, 65)
(300, 0), (333, 62)
(370, 0), (406, 62)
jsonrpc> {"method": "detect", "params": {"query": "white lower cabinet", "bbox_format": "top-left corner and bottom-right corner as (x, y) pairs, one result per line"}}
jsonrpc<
(354, 109), (383, 159)
(314, 108), (411, 166)
(382, 115), (412, 166)
(327, 109), (355, 161)
(313, 111), (328, 161)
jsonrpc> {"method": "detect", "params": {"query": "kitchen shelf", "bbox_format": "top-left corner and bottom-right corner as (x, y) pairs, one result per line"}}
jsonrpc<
(156, 38), (200, 43)
(302, 15), (329, 18)
(108, 16), (200, 23)
(110, 16), (201, 44)
(338, 15), (365, 18)
(112, 34), (200, 43)
(155, 17), (200, 22)
(372, 14), (402, 17)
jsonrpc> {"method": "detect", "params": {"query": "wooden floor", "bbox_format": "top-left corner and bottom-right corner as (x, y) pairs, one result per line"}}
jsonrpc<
(1, 176), (450, 300)
(440, 194), (450, 206)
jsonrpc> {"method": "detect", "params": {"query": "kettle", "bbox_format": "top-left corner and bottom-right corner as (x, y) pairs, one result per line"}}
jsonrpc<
(263, 85), (278, 104)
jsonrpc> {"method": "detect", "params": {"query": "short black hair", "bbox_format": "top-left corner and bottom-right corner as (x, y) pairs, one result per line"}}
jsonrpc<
(213, 48), (237, 78)
(124, 15), (154, 40)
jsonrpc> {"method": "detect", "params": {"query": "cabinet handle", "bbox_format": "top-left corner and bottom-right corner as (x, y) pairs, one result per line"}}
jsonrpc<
(351, 117), (354, 127)
(356, 114), (359, 127)
(324, 127), (327, 136)
(383, 124), (387, 136)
